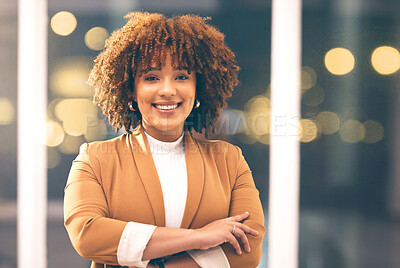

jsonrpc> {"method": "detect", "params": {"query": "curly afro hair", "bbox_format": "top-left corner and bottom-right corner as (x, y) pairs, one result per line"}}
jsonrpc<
(88, 11), (239, 135)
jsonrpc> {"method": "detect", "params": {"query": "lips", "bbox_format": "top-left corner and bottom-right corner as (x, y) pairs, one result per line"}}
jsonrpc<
(154, 104), (178, 110)
(152, 102), (182, 111)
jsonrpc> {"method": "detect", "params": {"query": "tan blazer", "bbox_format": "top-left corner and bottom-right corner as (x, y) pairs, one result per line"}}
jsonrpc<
(64, 125), (265, 268)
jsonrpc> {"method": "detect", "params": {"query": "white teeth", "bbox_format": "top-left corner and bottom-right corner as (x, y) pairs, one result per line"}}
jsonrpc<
(155, 104), (178, 110)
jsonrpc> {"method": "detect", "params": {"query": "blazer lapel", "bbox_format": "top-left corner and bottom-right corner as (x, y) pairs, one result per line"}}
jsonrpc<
(128, 125), (166, 227)
(180, 130), (205, 229)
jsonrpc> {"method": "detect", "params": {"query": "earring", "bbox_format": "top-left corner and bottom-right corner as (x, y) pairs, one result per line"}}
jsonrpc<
(195, 99), (200, 109)
(129, 101), (136, 112)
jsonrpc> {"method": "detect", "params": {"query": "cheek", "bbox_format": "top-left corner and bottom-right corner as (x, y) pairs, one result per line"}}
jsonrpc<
(187, 83), (197, 99)
(135, 90), (151, 106)
(134, 96), (152, 116)
(185, 91), (196, 106)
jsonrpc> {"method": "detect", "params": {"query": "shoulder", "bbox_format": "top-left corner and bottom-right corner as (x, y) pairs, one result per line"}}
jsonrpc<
(78, 134), (130, 159)
(190, 134), (251, 181)
(191, 134), (242, 162)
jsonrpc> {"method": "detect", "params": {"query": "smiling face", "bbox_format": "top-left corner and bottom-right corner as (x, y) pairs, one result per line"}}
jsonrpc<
(133, 53), (197, 142)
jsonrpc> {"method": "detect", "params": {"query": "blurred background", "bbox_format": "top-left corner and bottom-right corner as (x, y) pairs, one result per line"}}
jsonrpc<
(1, 0), (400, 267)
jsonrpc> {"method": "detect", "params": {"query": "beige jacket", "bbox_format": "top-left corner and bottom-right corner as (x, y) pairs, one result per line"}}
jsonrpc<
(64, 125), (265, 268)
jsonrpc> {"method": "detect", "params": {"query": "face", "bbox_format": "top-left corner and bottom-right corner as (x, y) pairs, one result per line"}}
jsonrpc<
(133, 53), (196, 142)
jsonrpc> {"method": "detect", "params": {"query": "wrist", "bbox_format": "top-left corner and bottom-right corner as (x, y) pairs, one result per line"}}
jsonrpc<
(189, 229), (203, 250)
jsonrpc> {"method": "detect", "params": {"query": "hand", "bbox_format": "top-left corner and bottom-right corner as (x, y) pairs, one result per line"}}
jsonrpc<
(194, 212), (259, 255)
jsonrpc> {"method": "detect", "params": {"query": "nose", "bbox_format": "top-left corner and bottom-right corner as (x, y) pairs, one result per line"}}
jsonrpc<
(158, 79), (176, 97)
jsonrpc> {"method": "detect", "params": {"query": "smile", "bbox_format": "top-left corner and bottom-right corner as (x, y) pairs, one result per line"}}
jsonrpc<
(152, 102), (182, 111)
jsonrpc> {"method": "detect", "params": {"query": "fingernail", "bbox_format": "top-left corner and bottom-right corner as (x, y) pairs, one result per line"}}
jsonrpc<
(255, 230), (259, 234)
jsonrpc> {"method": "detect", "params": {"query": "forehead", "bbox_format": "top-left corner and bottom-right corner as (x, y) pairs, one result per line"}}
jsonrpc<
(136, 51), (192, 74)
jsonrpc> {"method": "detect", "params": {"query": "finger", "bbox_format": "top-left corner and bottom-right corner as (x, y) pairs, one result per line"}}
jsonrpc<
(236, 223), (259, 236)
(234, 228), (251, 253)
(229, 211), (249, 222)
(228, 234), (242, 255)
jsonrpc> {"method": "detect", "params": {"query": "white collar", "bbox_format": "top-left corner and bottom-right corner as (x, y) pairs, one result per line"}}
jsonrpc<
(143, 130), (184, 154)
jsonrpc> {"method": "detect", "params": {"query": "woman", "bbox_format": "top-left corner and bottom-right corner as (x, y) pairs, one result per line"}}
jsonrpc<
(64, 12), (265, 268)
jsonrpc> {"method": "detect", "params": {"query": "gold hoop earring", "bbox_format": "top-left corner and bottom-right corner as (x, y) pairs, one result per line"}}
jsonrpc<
(129, 101), (136, 112)
(195, 99), (200, 109)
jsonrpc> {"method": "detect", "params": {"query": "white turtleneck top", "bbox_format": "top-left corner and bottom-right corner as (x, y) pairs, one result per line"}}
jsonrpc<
(117, 130), (230, 268)
(144, 131), (188, 228)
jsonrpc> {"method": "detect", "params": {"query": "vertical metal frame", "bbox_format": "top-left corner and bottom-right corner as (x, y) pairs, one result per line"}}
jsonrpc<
(269, 0), (302, 267)
(18, 0), (48, 267)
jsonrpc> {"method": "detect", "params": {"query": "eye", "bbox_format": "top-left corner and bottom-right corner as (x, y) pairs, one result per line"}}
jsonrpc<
(176, 75), (189, 80)
(144, 75), (159, 81)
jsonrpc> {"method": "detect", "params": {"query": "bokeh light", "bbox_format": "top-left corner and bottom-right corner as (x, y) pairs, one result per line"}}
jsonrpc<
(299, 119), (318, 143)
(50, 11), (77, 36)
(371, 46), (400, 75)
(339, 120), (365, 143)
(244, 95), (271, 140)
(301, 66), (317, 92)
(46, 121), (65, 147)
(316, 111), (341, 135)
(49, 57), (93, 97)
(362, 120), (384, 143)
(253, 114), (270, 136)
(0, 98), (15, 125)
(302, 85), (324, 107)
(246, 95), (271, 113)
(47, 98), (63, 122)
(85, 27), (109, 51)
(54, 98), (98, 136)
(324, 47), (355, 75)
(258, 134), (270, 145)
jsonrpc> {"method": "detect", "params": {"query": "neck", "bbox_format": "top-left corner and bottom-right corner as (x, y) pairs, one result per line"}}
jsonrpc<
(142, 123), (184, 142)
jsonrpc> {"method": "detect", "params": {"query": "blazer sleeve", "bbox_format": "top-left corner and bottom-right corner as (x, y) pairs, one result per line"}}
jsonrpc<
(64, 143), (128, 265)
(221, 146), (266, 268)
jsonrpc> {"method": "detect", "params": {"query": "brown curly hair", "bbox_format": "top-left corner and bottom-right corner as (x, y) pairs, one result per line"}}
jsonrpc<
(88, 11), (239, 135)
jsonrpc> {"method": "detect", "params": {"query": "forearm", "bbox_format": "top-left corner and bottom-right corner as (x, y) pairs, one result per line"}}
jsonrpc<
(142, 227), (200, 260)
(144, 212), (258, 267)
